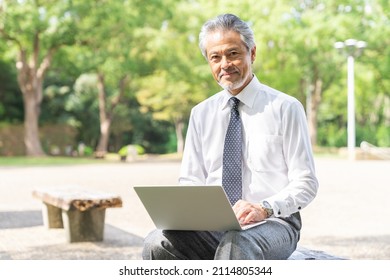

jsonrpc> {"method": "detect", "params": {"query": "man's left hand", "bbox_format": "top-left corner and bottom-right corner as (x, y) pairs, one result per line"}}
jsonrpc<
(232, 200), (268, 225)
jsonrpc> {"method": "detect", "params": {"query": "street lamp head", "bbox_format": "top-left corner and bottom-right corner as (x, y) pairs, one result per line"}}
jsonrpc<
(334, 39), (367, 57)
(345, 39), (358, 47)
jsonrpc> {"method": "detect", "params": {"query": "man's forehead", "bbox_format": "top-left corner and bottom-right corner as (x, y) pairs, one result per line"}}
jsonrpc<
(206, 30), (241, 42)
(205, 30), (245, 52)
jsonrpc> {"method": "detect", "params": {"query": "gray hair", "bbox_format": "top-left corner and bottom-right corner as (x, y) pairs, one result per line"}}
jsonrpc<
(199, 14), (255, 59)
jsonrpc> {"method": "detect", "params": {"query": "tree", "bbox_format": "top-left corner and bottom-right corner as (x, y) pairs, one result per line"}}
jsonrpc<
(224, 0), (390, 147)
(69, 0), (146, 157)
(137, 71), (195, 153)
(0, 0), (83, 156)
(135, 0), (219, 153)
(1, 0), (389, 156)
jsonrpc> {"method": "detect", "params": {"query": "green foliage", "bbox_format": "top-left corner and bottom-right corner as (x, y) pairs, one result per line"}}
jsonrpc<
(118, 146), (129, 157)
(166, 131), (179, 154)
(64, 73), (100, 148)
(0, 0), (82, 55)
(0, 58), (23, 122)
(377, 126), (390, 147)
(118, 144), (145, 157)
(1, 0), (389, 156)
(317, 122), (347, 147)
(81, 146), (94, 157)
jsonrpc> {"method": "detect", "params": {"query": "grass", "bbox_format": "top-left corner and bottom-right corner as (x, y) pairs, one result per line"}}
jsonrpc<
(0, 153), (182, 166)
(0, 156), (111, 166)
(0, 149), (342, 167)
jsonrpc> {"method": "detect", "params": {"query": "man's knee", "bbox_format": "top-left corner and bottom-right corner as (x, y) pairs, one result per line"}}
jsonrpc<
(216, 231), (264, 260)
(218, 223), (299, 260)
(142, 230), (157, 260)
(142, 230), (181, 260)
(142, 230), (165, 260)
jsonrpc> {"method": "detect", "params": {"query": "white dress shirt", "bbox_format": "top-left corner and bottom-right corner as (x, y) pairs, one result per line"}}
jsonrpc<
(179, 75), (319, 218)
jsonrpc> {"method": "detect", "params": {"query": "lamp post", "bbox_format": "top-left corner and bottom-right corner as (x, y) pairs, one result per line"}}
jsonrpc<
(334, 39), (367, 160)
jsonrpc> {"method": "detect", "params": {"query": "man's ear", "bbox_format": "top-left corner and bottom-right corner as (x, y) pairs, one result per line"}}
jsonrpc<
(251, 46), (256, 63)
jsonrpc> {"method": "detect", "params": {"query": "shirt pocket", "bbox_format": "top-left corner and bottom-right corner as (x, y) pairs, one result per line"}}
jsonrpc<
(247, 134), (285, 172)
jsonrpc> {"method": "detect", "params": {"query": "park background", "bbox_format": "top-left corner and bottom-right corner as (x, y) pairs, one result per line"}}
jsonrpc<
(0, 0), (390, 261)
(0, 0), (389, 158)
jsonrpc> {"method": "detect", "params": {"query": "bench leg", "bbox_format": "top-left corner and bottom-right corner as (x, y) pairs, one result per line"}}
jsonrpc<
(42, 203), (64, 228)
(62, 208), (106, 242)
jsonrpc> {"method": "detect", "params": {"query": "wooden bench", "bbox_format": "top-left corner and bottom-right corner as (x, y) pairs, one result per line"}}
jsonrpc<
(32, 187), (122, 243)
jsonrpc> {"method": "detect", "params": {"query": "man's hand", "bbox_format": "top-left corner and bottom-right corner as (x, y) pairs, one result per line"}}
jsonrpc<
(232, 200), (268, 225)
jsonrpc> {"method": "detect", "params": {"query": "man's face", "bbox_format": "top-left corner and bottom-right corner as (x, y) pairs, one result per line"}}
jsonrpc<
(205, 30), (256, 95)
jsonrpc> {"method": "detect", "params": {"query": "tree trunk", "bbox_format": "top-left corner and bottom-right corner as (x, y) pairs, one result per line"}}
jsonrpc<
(95, 73), (111, 158)
(95, 74), (128, 157)
(14, 33), (57, 157)
(96, 117), (112, 158)
(308, 78), (323, 148)
(175, 119), (185, 154)
(17, 47), (47, 157)
(22, 87), (45, 156)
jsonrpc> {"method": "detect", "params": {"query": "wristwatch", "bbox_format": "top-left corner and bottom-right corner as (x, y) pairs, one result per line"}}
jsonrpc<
(260, 201), (274, 218)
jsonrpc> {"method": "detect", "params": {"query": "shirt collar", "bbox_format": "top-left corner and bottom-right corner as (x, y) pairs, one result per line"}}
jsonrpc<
(220, 75), (262, 110)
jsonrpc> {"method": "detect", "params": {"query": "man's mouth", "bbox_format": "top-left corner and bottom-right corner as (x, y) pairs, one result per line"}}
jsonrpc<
(219, 70), (238, 80)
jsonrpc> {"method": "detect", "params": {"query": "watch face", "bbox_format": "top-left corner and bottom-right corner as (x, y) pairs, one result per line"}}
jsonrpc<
(263, 201), (272, 209)
(262, 201), (273, 218)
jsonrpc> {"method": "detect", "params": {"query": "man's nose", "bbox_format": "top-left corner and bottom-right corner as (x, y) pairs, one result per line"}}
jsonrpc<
(221, 56), (231, 69)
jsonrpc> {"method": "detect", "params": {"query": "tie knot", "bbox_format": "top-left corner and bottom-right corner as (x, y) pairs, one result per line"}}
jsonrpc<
(229, 97), (240, 111)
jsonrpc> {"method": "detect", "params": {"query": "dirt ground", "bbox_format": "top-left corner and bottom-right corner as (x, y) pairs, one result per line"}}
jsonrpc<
(0, 157), (389, 260)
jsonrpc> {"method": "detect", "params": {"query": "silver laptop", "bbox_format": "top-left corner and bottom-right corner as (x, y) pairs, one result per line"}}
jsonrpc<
(133, 185), (265, 231)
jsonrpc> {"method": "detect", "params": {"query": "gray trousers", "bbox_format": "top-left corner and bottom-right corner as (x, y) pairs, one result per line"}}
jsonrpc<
(142, 212), (301, 260)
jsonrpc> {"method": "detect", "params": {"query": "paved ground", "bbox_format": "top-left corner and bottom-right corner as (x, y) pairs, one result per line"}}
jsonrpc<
(0, 156), (389, 260)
